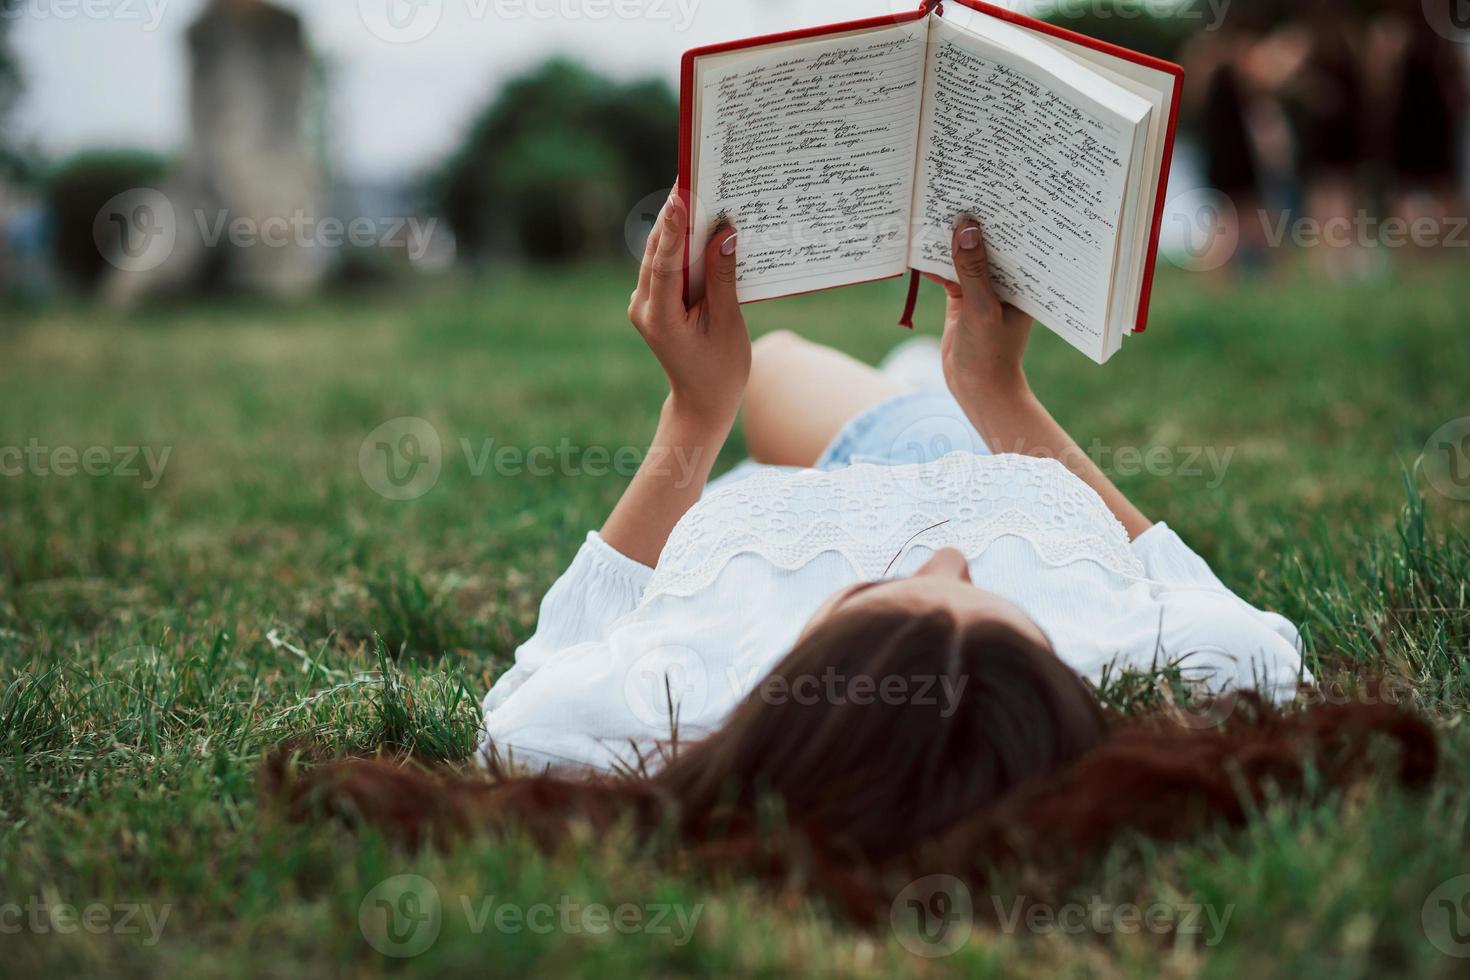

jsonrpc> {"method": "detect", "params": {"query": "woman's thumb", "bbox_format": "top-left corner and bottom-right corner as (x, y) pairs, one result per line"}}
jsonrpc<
(703, 225), (740, 317)
(950, 218), (995, 305)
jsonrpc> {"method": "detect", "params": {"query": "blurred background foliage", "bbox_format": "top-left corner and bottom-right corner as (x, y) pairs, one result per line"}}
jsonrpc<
(44, 149), (170, 289)
(0, 0), (1464, 288)
(431, 58), (678, 263)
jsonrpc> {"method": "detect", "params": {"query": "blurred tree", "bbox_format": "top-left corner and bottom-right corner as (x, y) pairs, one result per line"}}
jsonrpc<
(432, 59), (677, 262)
(45, 150), (170, 289)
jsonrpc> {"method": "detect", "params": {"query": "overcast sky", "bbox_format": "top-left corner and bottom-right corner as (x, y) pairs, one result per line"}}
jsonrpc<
(9, 0), (944, 182)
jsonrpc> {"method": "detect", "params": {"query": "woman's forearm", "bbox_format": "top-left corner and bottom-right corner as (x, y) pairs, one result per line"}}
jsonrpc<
(600, 396), (734, 568)
(952, 375), (1154, 540)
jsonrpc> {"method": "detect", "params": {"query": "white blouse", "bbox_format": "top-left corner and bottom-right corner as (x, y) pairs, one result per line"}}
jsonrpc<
(480, 453), (1310, 772)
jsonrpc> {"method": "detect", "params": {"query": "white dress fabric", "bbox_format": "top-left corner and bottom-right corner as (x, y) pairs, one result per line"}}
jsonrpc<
(479, 451), (1310, 774)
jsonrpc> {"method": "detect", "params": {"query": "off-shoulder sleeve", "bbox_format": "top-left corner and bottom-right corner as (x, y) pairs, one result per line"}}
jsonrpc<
(1129, 522), (1311, 700)
(483, 531), (653, 713)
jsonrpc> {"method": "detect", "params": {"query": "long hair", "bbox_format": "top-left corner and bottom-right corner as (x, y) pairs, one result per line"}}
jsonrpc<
(267, 607), (1436, 920)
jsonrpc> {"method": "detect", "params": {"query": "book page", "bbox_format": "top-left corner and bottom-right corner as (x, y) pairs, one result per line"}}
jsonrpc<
(908, 12), (1149, 362)
(689, 20), (928, 303)
(1028, 30), (1177, 340)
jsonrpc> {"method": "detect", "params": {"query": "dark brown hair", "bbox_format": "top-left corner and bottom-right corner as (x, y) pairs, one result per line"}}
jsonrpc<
(268, 607), (1436, 920)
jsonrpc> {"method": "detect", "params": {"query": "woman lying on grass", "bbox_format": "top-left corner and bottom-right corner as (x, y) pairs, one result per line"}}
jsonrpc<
(282, 195), (1435, 918)
(485, 194), (1316, 769)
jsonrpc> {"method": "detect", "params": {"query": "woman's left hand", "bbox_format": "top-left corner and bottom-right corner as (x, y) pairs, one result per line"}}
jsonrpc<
(628, 192), (749, 428)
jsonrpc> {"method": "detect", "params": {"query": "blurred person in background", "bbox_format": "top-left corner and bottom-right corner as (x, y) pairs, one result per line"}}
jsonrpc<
(1275, 0), (1373, 280)
(1176, 9), (1270, 277)
(1370, 0), (1468, 260)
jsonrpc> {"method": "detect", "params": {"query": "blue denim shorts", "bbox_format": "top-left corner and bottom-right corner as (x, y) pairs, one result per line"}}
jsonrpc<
(708, 390), (990, 494)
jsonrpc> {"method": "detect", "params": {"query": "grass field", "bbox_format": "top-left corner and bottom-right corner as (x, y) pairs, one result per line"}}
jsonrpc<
(2, 260), (1469, 977)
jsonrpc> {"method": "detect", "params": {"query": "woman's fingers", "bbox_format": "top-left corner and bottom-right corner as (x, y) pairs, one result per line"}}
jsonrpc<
(920, 271), (963, 300)
(635, 204), (667, 302)
(650, 192), (689, 317)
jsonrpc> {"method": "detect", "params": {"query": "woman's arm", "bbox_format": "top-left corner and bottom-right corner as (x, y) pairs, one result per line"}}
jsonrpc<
(929, 220), (1154, 540)
(600, 193), (750, 568)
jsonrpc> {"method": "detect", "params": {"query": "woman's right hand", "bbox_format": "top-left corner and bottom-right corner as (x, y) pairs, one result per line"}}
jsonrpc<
(923, 218), (1035, 402)
(627, 191), (749, 429)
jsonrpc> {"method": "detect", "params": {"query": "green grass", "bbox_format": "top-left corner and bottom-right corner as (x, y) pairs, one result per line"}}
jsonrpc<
(1, 261), (1468, 977)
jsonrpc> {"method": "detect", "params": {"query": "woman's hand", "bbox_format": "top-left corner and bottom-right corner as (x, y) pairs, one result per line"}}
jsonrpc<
(922, 218), (1035, 402)
(628, 192), (749, 427)
(603, 193), (747, 568)
(927, 218), (1154, 539)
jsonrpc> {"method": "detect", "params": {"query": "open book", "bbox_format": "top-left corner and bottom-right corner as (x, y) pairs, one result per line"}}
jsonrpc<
(678, 0), (1183, 364)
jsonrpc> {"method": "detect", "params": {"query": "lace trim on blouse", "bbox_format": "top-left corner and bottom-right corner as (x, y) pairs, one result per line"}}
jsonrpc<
(647, 454), (1144, 598)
